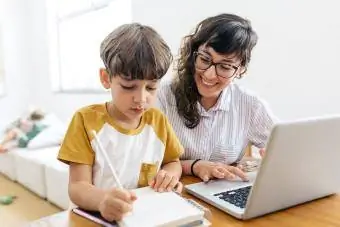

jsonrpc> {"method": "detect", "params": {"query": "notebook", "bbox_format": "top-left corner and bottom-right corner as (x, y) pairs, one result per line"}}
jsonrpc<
(73, 207), (117, 227)
(73, 186), (206, 227)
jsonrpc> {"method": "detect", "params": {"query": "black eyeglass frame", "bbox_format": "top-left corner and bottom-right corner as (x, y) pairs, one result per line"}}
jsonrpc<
(193, 51), (240, 79)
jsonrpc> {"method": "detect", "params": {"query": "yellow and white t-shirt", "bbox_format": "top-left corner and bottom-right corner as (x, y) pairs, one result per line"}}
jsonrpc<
(58, 104), (183, 190)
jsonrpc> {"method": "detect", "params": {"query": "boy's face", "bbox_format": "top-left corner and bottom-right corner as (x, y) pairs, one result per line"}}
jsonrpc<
(100, 69), (159, 122)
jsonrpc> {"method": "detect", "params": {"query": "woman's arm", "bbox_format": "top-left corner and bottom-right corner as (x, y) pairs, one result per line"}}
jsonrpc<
(181, 160), (195, 175)
(182, 159), (248, 182)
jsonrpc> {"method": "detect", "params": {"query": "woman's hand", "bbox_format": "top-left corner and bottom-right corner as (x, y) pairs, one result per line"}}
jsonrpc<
(149, 169), (183, 193)
(259, 148), (266, 157)
(192, 160), (248, 182)
(98, 188), (137, 222)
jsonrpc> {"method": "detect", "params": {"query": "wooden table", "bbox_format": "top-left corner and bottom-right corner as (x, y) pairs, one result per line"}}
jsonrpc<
(27, 176), (340, 227)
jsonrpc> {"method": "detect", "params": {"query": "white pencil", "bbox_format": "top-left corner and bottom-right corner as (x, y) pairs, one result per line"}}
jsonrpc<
(91, 130), (123, 189)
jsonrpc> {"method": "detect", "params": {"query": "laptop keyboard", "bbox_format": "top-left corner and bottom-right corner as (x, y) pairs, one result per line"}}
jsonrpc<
(213, 186), (252, 209)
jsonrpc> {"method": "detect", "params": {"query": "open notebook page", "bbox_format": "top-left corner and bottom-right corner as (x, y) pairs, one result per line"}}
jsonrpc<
(119, 187), (204, 227)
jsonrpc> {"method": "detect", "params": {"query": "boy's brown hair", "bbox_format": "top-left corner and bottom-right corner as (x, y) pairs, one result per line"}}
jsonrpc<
(100, 23), (172, 80)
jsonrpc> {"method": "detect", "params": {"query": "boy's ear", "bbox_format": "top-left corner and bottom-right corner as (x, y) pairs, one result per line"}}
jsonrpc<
(99, 68), (111, 89)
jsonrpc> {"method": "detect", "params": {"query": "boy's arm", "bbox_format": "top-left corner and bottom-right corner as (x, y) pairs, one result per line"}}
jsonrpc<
(60, 110), (136, 219)
(69, 163), (106, 210)
(161, 159), (182, 179)
(58, 111), (104, 209)
(151, 159), (182, 193)
(69, 163), (137, 222)
(151, 112), (184, 192)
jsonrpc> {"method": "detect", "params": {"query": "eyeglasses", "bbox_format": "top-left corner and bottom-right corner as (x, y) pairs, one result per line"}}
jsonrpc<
(193, 51), (240, 79)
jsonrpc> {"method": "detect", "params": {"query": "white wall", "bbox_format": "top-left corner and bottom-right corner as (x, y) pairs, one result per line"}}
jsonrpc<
(19, 0), (110, 122)
(132, 0), (340, 120)
(1, 0), (340, 125)
(0, 0), (109, 126)
(0, 0), (35, 129)
(0, 24), (5, 96)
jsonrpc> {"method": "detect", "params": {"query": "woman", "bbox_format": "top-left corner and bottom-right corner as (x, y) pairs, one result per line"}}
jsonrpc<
(157, 13), (277, 182)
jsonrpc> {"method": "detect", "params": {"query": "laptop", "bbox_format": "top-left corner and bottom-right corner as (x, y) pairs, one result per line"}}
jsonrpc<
(185, 115), (340, 220)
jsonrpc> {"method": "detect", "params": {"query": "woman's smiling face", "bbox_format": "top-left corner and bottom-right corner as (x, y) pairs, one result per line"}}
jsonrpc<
(194, 45), (243, 100)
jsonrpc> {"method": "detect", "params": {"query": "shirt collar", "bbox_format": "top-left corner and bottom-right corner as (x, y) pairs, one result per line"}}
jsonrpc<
(213, 85), (231, 112)
(197, 85), (231, 116)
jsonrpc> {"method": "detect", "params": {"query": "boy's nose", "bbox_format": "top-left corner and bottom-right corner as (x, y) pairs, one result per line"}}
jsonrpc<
(133, 89), (147, 104)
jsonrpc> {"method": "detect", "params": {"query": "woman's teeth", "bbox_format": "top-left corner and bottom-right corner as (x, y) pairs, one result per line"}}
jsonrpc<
(201, 77), (215, 86)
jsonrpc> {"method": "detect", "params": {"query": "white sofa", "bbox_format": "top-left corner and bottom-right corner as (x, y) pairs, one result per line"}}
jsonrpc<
(0, 146), (70, 210)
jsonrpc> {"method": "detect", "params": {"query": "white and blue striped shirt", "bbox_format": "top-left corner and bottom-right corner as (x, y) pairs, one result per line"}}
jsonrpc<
(157, 81), (277, 164)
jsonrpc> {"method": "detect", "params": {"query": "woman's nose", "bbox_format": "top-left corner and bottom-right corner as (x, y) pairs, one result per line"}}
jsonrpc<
(203, 65), (217, 79)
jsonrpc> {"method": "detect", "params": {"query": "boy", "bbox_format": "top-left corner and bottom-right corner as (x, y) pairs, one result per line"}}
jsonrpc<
(58, 23), (183, 222)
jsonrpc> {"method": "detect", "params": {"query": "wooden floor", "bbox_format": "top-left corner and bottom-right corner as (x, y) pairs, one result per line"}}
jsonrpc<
(0, 174), (62, 227)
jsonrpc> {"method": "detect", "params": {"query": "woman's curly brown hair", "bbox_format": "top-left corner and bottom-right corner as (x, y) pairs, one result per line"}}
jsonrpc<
(171, 13), (258, 129)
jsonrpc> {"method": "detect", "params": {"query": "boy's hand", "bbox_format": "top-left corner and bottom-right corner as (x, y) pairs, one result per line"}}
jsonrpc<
(149, 169), (183, 193)
(98, 188), (137, 222)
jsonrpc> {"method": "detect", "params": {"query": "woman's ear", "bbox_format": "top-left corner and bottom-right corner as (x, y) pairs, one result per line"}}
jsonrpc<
(236, 66), (247, 79)
(99, 68), (111, 89)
